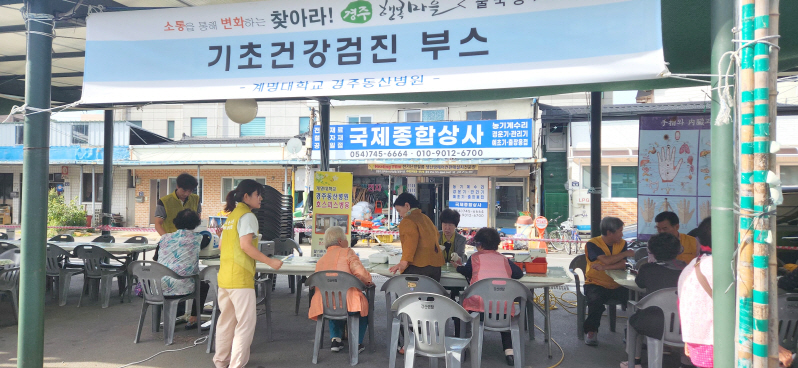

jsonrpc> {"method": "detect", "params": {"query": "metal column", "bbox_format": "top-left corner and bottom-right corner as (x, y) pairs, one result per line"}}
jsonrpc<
(101, 110), (114, 235)
(18, 0), (54, 365)
(710, 0), (735, 364)
(319, 99), (331, 171)
(589, 92), (602, 237)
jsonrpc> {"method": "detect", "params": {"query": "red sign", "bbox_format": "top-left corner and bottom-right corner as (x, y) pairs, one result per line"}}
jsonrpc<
(61, 166), (69, 176)
(534, 216), (549, 230)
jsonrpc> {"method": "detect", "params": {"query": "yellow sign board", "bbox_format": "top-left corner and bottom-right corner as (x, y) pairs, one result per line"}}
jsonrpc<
(311, 171), (353, 257)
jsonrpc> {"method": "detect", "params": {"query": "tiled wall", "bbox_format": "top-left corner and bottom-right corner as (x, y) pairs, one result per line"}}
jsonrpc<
(601, 199), (638, 226)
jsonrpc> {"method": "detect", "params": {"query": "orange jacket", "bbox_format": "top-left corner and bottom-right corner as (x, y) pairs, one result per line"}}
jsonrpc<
(308, 246), (372, 320)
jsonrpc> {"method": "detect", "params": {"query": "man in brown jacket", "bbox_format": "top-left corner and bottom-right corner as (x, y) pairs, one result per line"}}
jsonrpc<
(389, 192), (445, 281)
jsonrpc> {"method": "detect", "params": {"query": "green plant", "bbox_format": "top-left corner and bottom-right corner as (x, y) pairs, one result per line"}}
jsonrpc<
(47, 189), (87, 237)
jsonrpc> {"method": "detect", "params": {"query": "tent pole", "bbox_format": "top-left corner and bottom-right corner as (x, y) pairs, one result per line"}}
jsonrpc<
(17, 0), (54, 366)
(766, 1), (780, 365)
(102, 110), (114, 235)
(589, 91), (601, 237)
(320, 98), (330, 171)
(710, 0), (736, 365)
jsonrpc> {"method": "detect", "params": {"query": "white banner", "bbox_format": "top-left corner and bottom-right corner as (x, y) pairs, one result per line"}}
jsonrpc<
(82, 0), (665, 103)
(449, 177), (488, 228)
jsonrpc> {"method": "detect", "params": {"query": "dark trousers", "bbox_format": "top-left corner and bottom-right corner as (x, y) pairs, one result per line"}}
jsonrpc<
(583, 284), (628, 333)
(403, 265), (442, 282)
(629, 306), (664, 339)
(168, 281), (210, 317)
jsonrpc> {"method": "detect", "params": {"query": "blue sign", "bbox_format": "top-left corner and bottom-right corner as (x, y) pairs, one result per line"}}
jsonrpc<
(311, 119), (532, 160)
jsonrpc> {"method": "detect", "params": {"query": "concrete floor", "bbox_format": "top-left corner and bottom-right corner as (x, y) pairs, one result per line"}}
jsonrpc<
(0, 234), (684, 368)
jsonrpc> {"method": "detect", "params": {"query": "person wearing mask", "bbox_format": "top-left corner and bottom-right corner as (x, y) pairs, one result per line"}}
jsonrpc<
(388, 192), (445, 281)
(583, 216), (634, 346)
(213, 179), (284, 368)
(621, 232), (685, 368)
(308, 226), (374, 354)
(155, 173), (201, 236)
(439, 208), (467, 265)
(655, 211), (698, 265)
(455, 227), (524, 366)
(157, 209), (211, 330)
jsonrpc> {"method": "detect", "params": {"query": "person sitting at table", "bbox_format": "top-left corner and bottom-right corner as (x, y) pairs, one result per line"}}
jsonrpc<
(455, 227), (523, 366)
(214, 179), (283, 368)
(388, 192), (445, 281)
(621, 232), (684, 368)
(308, 226), (374, 353)
(655, 211), (699, 264)
(583, 216), (634, 346)
(439, 208), (467, 265)
(157, 209), (211, 330)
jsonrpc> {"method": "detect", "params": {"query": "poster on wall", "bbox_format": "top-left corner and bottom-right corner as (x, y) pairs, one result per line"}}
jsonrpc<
(311, 171), (353, 257)
(449, 177), (488, 228)
(637, 115), (711, 241)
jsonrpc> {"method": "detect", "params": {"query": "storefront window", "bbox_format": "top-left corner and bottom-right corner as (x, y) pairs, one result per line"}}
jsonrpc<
(582, 166), (609, 198)
(782, 166), (798, 186)
(610, 166), (638, 198)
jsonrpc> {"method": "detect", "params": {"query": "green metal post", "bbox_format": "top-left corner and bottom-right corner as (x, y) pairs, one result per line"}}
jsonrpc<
(102, 110), (113, 235)
(18, 0), (54, 366)
(710, 0), (736, 365)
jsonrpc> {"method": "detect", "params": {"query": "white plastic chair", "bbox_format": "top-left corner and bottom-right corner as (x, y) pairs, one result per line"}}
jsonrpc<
(625, 287), (682, 368)
(201, 266), (220, 354)
(778, 293), (798, 351)
(381, 274), (448, 355)
(459, 278), (534, 368)
(388, 292), (480, 368)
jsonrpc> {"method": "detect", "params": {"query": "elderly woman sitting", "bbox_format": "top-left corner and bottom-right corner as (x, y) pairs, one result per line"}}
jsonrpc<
(157, 209), (210, 330)
(308, 226), (373, 354)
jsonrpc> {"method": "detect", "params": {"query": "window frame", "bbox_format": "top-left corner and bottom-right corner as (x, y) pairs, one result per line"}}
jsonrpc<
(220, 177), (267, 203)
(72, 124), (89, 144)
(581, 165), (638, 200)
(239, 117), (266, 137)
(167, 120), (175, 139)
(400, 108), (447, 122)
(346, 115), (373, 124)
(81, 172), (104, 203)
(14, 125), (23, 145)
(466, 110), (498, 120)
(190, 117), (208, 137)
(299, 116), (311, 134)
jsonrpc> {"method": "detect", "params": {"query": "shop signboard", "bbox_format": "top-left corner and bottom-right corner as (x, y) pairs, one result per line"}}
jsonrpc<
(637, 115), (711, 241)
(449, 177), (488, 228)
(82, 0), (665, 104)
(311, 171), (354, 257)
(313, 119), (532, 160)
(368, 164), (477, 175)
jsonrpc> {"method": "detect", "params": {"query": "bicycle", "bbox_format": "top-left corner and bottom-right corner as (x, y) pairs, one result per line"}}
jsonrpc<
(545, 216), (566, 252)
(557, 218), (582, 255)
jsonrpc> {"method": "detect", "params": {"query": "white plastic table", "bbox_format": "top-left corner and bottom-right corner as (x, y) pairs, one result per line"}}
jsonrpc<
(607, 269), (645, 293)
(202, 256), (376, 342)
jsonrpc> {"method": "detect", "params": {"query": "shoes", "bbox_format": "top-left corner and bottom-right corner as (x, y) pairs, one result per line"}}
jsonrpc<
(585, 332), (598, 346)
(505, 355), (515, 366)
(620, 361), (642, 368)
(331, 338), (343, 352)
(185, 321), (210, 331)
(358, 344), (365, 353)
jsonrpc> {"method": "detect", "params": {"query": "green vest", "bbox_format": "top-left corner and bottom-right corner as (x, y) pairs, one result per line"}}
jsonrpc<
(160, 191), (200, 234)
(218, 202), (258, 289)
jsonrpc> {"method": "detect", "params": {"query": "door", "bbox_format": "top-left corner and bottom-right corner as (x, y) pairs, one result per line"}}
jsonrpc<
(495, 182), (524, 229)
(149, 179), (167, 226)
(417, 183), (443, 226)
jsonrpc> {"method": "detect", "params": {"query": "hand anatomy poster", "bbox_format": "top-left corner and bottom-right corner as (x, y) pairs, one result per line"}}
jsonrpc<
(637, 115), (711, 241)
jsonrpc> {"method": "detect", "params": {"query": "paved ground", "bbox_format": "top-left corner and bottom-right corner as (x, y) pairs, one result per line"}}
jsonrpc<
(0, 233), (684, 368)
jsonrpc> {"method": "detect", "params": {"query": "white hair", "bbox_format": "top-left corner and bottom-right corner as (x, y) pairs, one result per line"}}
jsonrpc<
(323, 226), (347, 248)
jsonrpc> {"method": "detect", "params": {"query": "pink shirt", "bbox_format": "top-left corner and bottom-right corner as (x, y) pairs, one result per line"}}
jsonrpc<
(678, 254), (713, 345)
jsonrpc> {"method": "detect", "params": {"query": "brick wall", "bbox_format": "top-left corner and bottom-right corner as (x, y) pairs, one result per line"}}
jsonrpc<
(601, 199), (638, 225)
(133, 168), (287, 227)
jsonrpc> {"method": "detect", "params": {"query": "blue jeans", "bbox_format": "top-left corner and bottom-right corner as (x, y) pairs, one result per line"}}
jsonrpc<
(329, 313), (368, 344)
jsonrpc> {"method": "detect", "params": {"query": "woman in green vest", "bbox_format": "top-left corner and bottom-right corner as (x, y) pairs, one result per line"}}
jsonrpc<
(213, 179), (283, 368)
